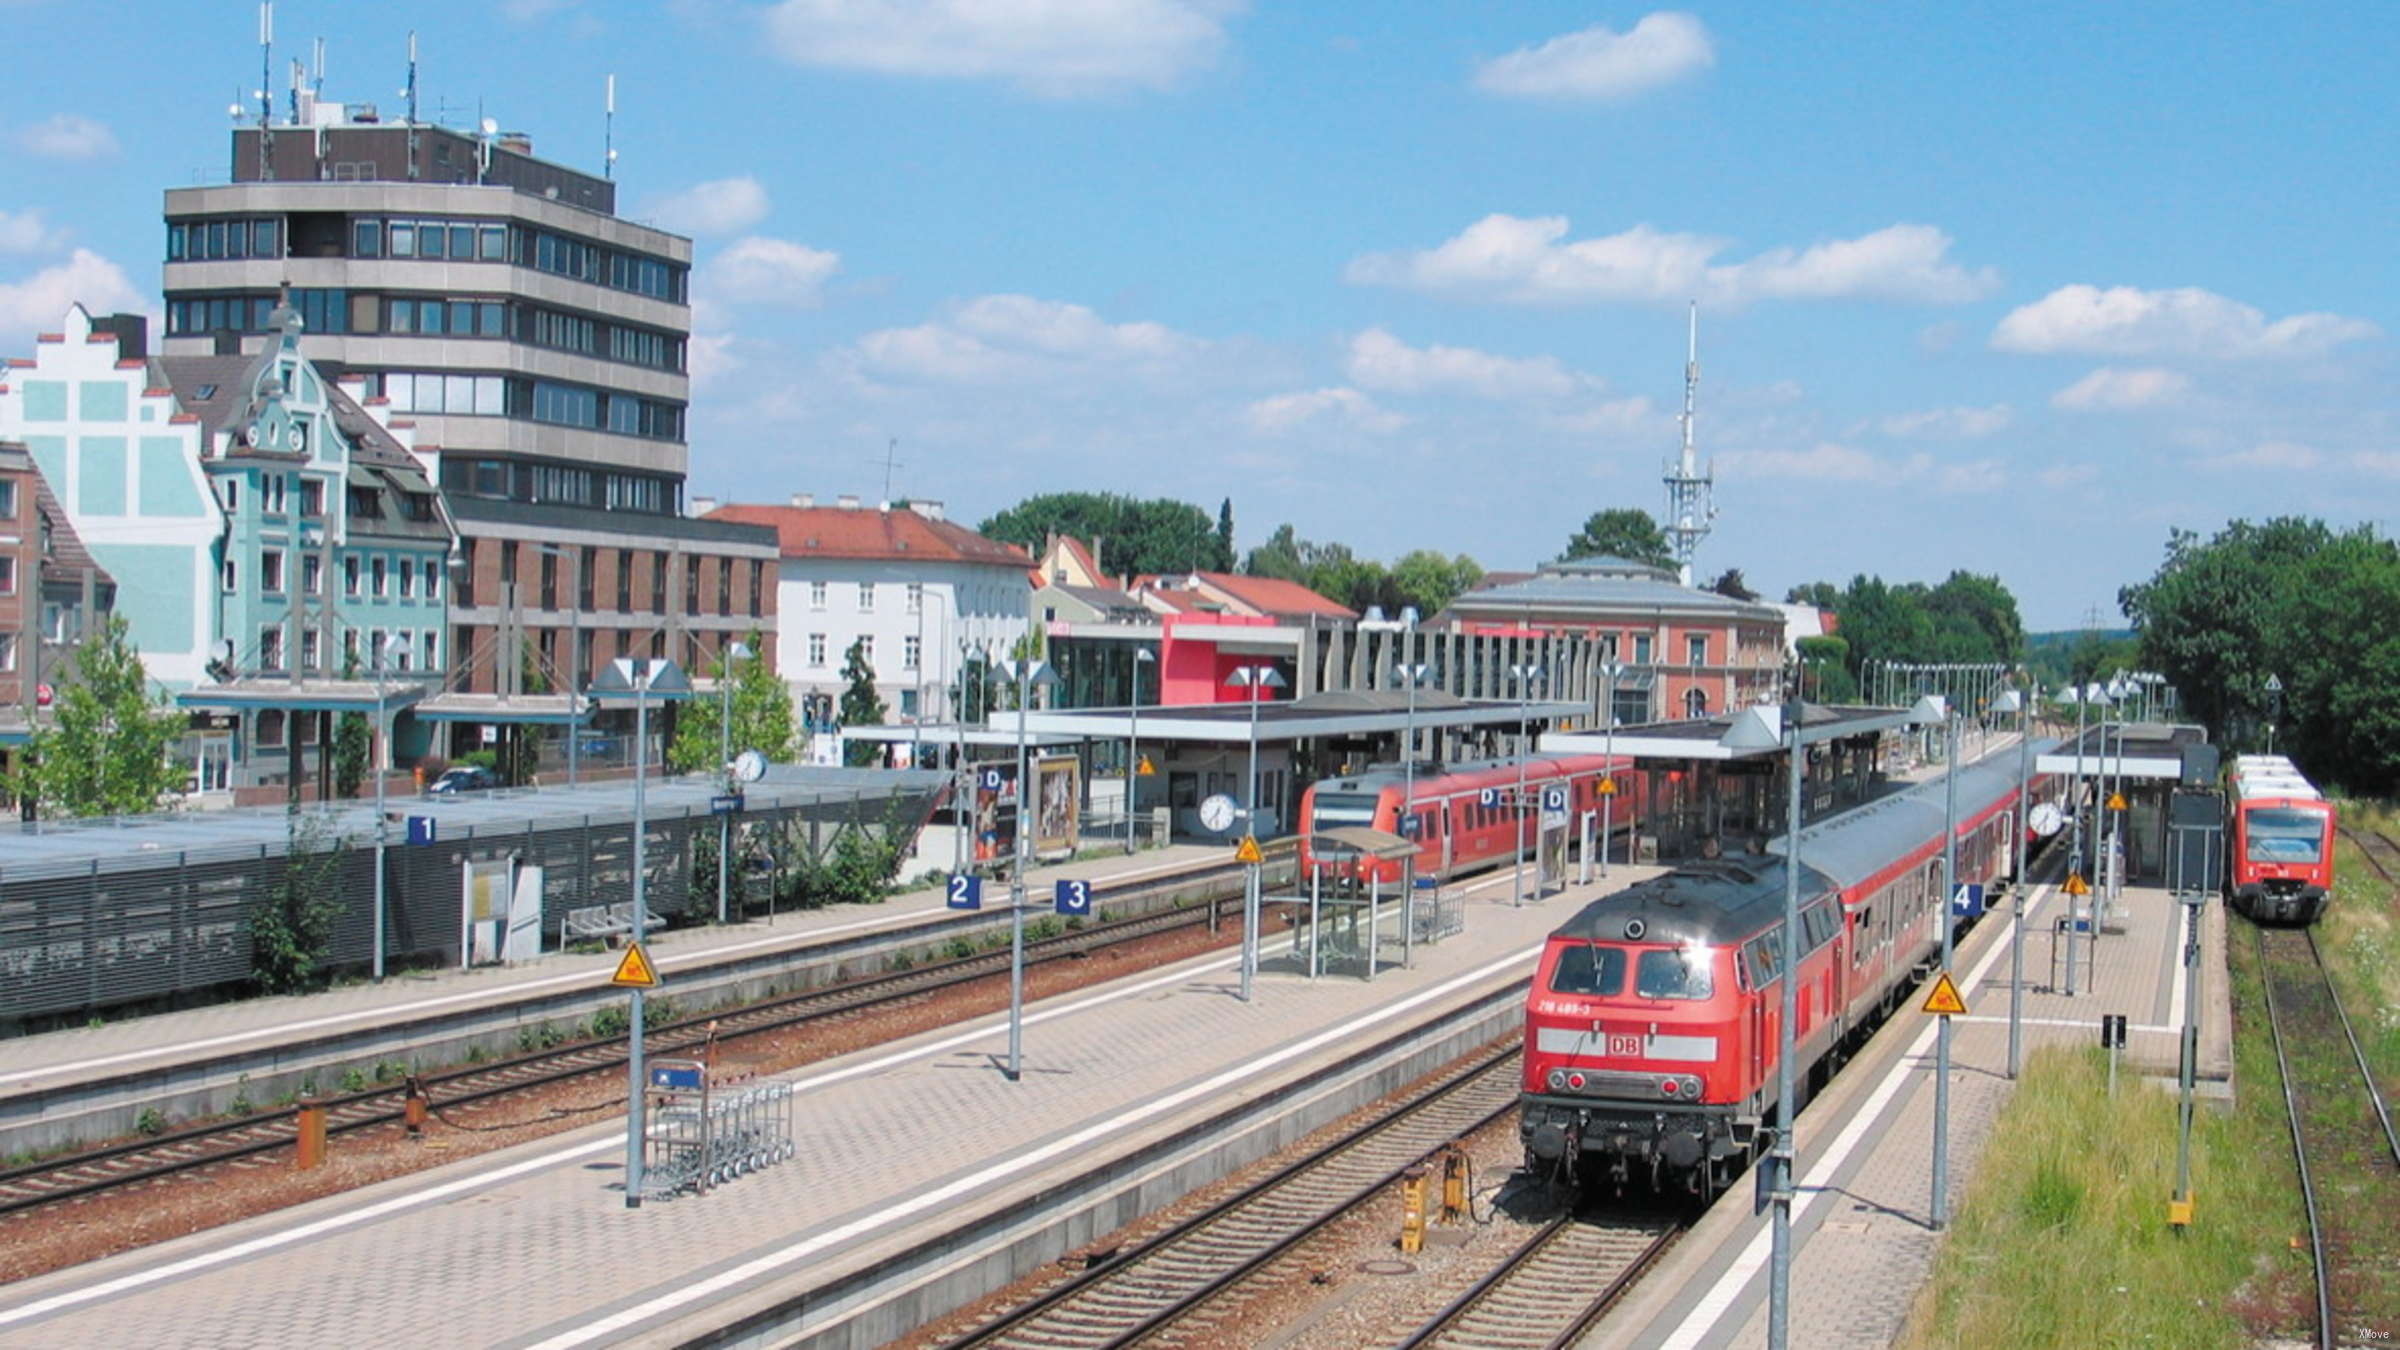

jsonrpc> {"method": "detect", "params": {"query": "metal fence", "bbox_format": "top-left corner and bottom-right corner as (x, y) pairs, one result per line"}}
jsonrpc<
(0, 778), (941, 1026)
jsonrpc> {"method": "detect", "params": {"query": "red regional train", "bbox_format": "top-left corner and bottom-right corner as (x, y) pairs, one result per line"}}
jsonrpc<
(1518, 751), (2049, 1198)
(1297, 753), (1647, 885)
(2225, 754), (2336, 924)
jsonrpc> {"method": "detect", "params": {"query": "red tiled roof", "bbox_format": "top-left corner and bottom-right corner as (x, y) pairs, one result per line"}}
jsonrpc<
(708, 503), (1031, 566)
(1134, 571), (1356, 621)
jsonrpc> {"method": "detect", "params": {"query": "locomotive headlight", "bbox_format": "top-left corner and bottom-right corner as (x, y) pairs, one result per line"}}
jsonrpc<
(1548, 1069), (1567, 1091)
(1658, 1077), (1680, 1096)
(1567, 1072), (1588, 1091)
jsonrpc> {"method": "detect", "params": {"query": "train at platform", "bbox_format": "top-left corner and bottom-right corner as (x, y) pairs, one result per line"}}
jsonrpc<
(1516, 752), (2049, 1199)
(1297, 753), (1647, 884)
(2224, 754), (2336, 925)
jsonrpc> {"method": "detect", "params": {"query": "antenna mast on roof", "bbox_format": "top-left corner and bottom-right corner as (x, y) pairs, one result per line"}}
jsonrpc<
(604, 73), (617, 179)
(879, 437), (905, 502)
(255, 2), (275, 180)
(1662, 301), (1716, 586)
(404, 30), (420, 180)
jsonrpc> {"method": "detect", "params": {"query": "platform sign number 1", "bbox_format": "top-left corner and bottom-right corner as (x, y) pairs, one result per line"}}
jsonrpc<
(1054, 879), (1094, 917)
(947, 874), (983, 911)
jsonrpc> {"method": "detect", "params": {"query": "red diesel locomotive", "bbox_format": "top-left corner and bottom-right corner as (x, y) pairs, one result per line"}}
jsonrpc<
(1298, 754), (1645, 884)
(2226, 754), (2336, 924)
(1519, 752), (2045, 1197)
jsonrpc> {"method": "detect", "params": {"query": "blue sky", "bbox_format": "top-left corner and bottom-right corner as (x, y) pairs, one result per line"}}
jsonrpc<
(2, 2), (2392, 629)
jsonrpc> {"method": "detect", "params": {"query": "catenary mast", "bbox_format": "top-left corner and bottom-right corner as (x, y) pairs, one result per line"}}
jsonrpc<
(1662, 302), (1716, 585)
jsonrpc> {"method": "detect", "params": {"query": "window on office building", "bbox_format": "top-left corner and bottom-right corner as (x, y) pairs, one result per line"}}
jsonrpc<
(906, 582), (923, 614)
(259, 623), (285, 670)
(858, 582), (875, 613)
(904, 635), (920, 671)
(1687, 634), (1708, 667)
(301, 554), (322, 595)
(808, 633), (826, 667)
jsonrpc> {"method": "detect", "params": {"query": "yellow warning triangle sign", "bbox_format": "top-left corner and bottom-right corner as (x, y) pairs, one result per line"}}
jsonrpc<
(1136, 755), (1157, 776)
(2065, 873), (2092, 896)
(1921, 971), (1968, 1016)
(2107, 791), (2128, 811)
(1596, 777), (1619, 796)
(1234, 835), (1264, 865)
(610, 942), (661, 988)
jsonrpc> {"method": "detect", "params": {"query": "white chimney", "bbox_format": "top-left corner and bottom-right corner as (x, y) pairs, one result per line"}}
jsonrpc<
(837, 494), (862, 510)
(790, 492), (814, 508)
(690, 495), (718, 518)
(912, 499), (946, 521)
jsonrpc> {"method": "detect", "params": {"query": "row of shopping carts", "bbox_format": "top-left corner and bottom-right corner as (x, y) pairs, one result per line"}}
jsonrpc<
(641, 1058), (797, 1198)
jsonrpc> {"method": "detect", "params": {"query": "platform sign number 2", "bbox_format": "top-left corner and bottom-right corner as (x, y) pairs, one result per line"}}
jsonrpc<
(1054, 879), (1095, 917)
(947, 874), (983, 911)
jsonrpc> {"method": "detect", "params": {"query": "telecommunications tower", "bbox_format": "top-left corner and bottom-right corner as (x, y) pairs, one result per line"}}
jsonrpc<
(1662, 302), (1716, 585)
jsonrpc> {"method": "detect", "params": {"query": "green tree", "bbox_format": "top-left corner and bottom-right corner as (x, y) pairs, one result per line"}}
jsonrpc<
(249, 811), (346, 993)
(1785, 580), (1841, 608)
(1561, 508), (1675, 569)
(332, 711), (370, 799)
(1794, 635), (1859, 702)
(1924, 570), (2025, 664)
(10, 614), (188, 818)
(1390, 550), (1483, 618)
(1243, 523), (1306, 581)
(1707, 568), (1759, 602)
(668, 634), (797, 775)
(979, 492), (1224, 576)
(1214, 497), (1235, 571)
(838, 637), (887, 767)
(2120, 517), (2400, 792)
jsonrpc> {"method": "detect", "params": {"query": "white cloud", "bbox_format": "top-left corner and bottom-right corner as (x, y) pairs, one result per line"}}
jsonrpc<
(1346, 215), (1999, 307)
(1540, 395), (1659, 437)
(1473, 12), (1713, 100)
(1933, 458), (2006, 494)
(1992, 284), (2380, 360)
(1717, 442), (1881, 481)
(762, 0), (1239, 97)
(853, 294), (1201, 385)
(2038, 463), (2100, 488)
(1342, 327), (1585, 400)
(2050, 365), (2192, 411)
(687, 333), (739, 388)
(646, 176), (770, 237)
(1243, 386), (1405, 435)
(698, 236), (841, 308)
(0, 208), (70, 254)
(0, 249), (145, 336)
(1878, 404), (2012, 438)
(2201, 440), (2322, 472)
(16, 114), (117, 160)
(2351, 451), (2400, 478)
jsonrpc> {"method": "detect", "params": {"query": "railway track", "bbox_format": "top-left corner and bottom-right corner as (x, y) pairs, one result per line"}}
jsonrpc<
(2336, 822), (2400, 888)
(1396, 1211), (1678, 1350)
(938, 1041), (1525, 1350)
(0, 877), (1253, 1221)
(2254, 924), (2400, 1350)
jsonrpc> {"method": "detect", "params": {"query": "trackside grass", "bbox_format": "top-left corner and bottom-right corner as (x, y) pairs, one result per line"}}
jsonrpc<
(1898, 1012), (2308, 1346)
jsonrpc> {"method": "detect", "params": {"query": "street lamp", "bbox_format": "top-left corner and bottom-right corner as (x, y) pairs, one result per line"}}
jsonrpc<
(1357, 605), (1423, 844)
(1599, 660), (1626, 878)
(1510, 663), (1544, 907)
(590, 655), (691, 1208)
(1227, 663), (1287, 1001)
(716, 639), (754, 925)
(1991, 686), (2031, 1080)
(1934, 699), (1960, 1229)
(998, 648), (1059, 1080)
(912, 588), (950, 770)
(369, 630), (406, 981)
(1125, 646), (1155, 854)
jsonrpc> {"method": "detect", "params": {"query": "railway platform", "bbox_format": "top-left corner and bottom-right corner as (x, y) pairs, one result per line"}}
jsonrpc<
(0, 842), (1242, 1153)
(0, 859), (1661, 1349)
(1596, 868), (2234, 1350)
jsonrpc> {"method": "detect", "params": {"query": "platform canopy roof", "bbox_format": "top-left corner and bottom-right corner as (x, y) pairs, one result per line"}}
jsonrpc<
(2034, 722), (2209, 781)
(175, 676), (432, 716)
(1539, 700), (1937, 762)
(1017, 690), (1588, 744)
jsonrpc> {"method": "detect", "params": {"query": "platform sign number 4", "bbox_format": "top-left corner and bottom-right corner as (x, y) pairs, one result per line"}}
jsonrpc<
(1054, 879), (1094, 916)
(1950, 882), (1985, 917)
(947, 874), (983, 911)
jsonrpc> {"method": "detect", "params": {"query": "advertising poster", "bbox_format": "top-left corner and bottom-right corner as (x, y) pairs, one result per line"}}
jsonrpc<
(1034, 754), (1082, 854)
(974, 768), (1013, 863)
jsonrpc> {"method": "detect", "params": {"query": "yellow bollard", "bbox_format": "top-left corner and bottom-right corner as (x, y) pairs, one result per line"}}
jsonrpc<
(295, 1099), (328, 1170)
(1440, 1143), (1469, 1223)
(1399, 1166), (1428, 1254)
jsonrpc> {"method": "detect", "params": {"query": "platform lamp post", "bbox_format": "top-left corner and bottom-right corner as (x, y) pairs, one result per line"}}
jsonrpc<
(1599, 660), (1626, 878)
(1357, 604), (1423, 832)
(591, 655), (691, 1208)
(1510, 663), (1544, 907)
(715, 639), (753, 924)
(1228, 663), (1287, 1001)
(1934, 699), (1961, 1229)
(998, 647), (1059, 1080)
(2263, 672), (2283, 755)
(369, 630), (406, 982)
(1125, 646), (1155, 854)
(1991, 686), (2031, 1080)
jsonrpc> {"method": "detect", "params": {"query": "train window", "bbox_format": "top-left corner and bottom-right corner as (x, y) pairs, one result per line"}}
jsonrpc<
(1748, 936), (1784, 987)
(1636, 948), (1715, 1000)
(1800, 903), (1838, 951)
(1549, 944), (1626, 996)
(2245, 808), (2327, 862)
(1312, 792), (1380, 830)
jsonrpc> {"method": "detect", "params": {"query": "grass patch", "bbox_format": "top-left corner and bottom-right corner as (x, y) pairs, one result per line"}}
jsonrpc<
(1899, 1030), (2309, 1347)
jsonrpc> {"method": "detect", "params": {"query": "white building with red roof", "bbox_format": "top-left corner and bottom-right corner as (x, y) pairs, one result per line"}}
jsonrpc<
(706, 495), (1031, 729)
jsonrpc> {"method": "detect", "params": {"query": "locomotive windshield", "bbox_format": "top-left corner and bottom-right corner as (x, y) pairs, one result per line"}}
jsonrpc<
(2246, 807), (2328, 863)
(1636, 947), (1716, 1000)
(1311, 792), (1382, 829)
(1548, 943), (1626, 995)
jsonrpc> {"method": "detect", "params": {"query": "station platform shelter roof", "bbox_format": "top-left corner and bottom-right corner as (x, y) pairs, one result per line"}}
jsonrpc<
(0, 763), (944, 880)
(2035, 722), (2211, 781)
(1015, 688), (1589, 745)
(1537, 700), (1930, 761)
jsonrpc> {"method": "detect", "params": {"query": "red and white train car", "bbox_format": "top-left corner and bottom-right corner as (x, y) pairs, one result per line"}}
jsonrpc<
(1518, 752), (2043, 1196)
(2226, 754), (2335, 924)
(1297, 754), (1647, 885)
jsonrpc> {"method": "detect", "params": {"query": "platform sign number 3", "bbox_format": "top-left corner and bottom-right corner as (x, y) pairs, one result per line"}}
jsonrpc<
(1054, 879), (1094, 917)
